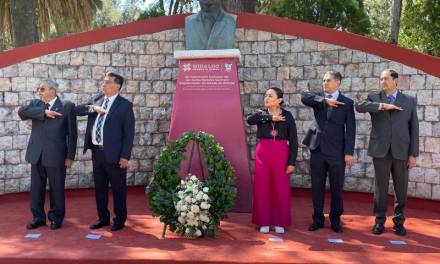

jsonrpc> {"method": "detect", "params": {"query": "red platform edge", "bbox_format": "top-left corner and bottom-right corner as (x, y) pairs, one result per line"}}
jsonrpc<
(0, 13), (439, 78)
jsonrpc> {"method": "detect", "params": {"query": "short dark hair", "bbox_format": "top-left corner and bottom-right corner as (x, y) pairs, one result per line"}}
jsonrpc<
(386, 69), (399, 79)
(325, 70), (342, 81)
(267, 87), (284, 105)
(106, 72), (124, 88)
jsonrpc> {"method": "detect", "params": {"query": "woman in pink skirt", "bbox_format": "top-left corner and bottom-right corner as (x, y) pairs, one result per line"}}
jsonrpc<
(247, 87), (298, 234)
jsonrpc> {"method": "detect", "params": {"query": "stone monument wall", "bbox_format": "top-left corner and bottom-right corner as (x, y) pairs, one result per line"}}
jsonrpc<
(0, 21), (439, 199)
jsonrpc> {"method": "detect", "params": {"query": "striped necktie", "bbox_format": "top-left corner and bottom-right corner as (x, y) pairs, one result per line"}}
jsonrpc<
(95, 98), (110, 144)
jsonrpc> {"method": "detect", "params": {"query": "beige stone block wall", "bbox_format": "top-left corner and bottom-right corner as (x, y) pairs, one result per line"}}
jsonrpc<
(0, 28), (439, 200)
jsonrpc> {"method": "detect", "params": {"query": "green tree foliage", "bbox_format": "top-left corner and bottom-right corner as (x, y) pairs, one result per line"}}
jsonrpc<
(400, 0), (440, 56)
(92, 0), (146, 27)
(138, 5), (166, 20)
(271, 0), (371, 35)
(364, 0), (392, 42)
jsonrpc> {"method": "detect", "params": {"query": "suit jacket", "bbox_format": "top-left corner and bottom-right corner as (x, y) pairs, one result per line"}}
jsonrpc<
(185, 9), (236, 50)
(74, 94), (135, 164)
(301, 92), (356, 158)
(18, 98), (77, 167)
(355, 91), (419, 160)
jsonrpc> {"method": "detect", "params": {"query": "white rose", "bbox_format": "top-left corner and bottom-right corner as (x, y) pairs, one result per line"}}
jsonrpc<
(190, 175), (197, 181)
(181, 205), (187, 211)
(200, 202), (208, 209)
(178, 217), (185, 224)
(203, 187), (209, 193)
(185, 228), (191, 235)
(193, 188), (199, 194)
(187, 212), (195, 219)
(191, 205), (200, 213)
(180, 212), (186, 217)
(191, 198), (196, 203)
(195, 229), (202, 237)
(203, 194), (209, 200)
(202, 225), (207, 230)
(196, 193), (203, 200)
(184, 196), (192, 203)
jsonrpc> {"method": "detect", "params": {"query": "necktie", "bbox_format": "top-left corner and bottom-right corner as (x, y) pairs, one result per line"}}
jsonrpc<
(326, 94), (333, 119)
(387, 95), (395, 104)
(204, 14), (216, 36)
(45, 103), (50, 110)
(95, 98), (110, 144)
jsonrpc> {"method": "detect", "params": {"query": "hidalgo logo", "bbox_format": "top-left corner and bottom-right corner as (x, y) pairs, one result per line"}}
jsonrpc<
(224, 63), (232, 72)
(183, 63), (192, 72)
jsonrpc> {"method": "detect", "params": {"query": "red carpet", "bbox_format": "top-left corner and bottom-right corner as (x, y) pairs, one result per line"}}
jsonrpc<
(0, 187), (439, 264)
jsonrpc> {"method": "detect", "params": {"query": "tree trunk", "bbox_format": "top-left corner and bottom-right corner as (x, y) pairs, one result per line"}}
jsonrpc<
(10, 0), (39, 47)
(172, 0), (180, 14)
(168, 0), (174, 15)
(388, 0), (402, 44)
(158, 0), (165, 11)
(222, 0), (256, 13)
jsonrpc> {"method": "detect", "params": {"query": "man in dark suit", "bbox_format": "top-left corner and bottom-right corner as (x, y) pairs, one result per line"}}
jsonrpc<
(75, 71), (135, 231)
(355, 69), (418, 236)
(18, 79), (77, 230)
(301, 71), (356, 233)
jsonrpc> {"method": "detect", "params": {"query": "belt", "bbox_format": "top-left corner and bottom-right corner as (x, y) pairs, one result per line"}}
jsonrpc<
(93, 144), (104, 150)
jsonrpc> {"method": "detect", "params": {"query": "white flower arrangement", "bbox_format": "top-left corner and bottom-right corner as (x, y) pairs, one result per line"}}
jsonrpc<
(174, 174), (211, 238)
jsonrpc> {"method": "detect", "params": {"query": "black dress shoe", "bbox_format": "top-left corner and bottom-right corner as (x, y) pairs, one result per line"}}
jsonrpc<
(331, 225), (343, 233)
(89, 221), (110, 230)
(372, 223), (384, 235)
(50, 221), (62, 230)
(26, 220), (46, 230)
(110, 223), (124, 231)
(308, 222), (324, 231)
(393, 224), (407, 236)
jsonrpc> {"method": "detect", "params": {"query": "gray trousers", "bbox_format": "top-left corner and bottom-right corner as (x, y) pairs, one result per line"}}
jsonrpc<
(372, 151), (408, 225)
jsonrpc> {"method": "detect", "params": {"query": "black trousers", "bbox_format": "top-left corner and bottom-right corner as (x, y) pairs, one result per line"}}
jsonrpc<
(373, 150), (408, 225)
(92, 148), (127, 225)
(30, 158), (66, 224)
(310, 150), (345, 226)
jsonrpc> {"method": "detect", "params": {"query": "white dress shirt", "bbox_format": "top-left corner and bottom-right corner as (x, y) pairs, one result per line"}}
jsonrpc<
(46, 96), (58, 110)
(324, 90), (340, 100)
(92, 94), (118, 145)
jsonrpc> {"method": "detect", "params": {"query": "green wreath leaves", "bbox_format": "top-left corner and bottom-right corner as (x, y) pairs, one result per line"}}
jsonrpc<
(146, 131), (237, 237)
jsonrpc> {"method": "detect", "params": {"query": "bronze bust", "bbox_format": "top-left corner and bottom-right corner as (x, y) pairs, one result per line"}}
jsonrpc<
(185, 0), (236, 50)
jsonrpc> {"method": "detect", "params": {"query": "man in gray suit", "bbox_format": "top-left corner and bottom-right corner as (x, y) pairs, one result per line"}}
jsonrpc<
(18, 80), (77, 230)
(355, 69), (418, 236)
(185, 0), (236, 50)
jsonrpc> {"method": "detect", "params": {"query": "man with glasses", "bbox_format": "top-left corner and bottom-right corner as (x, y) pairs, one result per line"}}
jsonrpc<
(74, 71), (135, 231)
(18, 79), (78, 230)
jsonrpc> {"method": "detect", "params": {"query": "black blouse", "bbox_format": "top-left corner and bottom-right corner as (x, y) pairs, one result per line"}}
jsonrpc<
(247, 108), (298, 166)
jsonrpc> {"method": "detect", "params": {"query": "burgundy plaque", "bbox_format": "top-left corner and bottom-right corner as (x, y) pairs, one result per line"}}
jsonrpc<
(169, 58), (252, 212)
